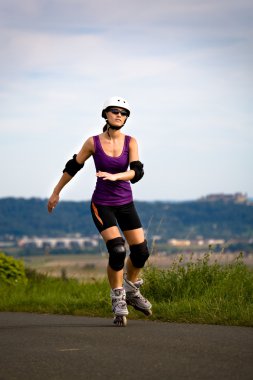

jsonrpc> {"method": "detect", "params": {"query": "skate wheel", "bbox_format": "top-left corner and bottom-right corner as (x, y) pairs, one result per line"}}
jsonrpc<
(145, 309), (152, 316)
(131, 304), (153, 316)
(113, 315), (127, 327)
(140, 308), (152, 316)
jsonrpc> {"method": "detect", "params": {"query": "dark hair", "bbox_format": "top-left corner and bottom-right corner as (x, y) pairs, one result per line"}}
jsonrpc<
(103, 123), (108, 132)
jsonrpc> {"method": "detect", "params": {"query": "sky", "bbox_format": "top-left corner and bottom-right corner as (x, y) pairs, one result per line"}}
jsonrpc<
(0, 0), (252, 202)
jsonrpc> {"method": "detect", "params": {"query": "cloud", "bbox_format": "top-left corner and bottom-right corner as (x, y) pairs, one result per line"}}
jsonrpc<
(1, 0), (252, 39)
(0, 0), (252, 200)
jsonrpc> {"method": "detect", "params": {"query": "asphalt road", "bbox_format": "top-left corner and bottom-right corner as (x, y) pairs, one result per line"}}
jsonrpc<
(0, 312), (252, 380)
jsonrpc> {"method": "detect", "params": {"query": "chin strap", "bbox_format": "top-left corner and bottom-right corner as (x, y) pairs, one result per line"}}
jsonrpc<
(106, 122), (124, 131)
(106, 122), (124, 138)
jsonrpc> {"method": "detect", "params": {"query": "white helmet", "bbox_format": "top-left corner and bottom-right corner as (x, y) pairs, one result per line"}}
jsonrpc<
(102, 96), (130, 118)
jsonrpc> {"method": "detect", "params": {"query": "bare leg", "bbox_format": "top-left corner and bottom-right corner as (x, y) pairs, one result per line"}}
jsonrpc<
(107, 266), (124, 289)
(123, 228), (146, 283)
(125, 257), (140, 283)
(101, 226), (124, 289)
(123, 228), (152, 316)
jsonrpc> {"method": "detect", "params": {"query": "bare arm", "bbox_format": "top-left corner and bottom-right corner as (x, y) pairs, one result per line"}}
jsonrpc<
(47, 137), (94, 212)
(96, 170), (135, 182)
(96, 137), (139, 182)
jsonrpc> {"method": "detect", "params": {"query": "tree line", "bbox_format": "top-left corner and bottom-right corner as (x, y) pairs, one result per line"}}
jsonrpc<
(0, 197), (253, 240)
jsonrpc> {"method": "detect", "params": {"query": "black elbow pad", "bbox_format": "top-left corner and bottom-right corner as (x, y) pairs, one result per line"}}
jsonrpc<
(63, 154), (84, 177)
(130, 161), (144, 184)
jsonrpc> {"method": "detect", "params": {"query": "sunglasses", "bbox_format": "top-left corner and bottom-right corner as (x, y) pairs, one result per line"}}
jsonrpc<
(109, 108), (128, 116)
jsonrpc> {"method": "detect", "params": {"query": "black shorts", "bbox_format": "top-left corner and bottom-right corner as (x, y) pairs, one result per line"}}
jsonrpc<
(90, 201), (142, 233)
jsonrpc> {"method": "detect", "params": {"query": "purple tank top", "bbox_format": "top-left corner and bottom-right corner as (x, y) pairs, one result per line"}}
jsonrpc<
(92, 135), (133, 206)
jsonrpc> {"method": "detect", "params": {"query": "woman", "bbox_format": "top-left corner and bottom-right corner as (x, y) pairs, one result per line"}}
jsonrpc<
(48, 96), (152, 326)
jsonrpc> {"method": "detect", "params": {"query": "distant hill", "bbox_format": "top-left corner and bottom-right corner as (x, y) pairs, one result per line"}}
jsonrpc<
(0, 197), (253, 240)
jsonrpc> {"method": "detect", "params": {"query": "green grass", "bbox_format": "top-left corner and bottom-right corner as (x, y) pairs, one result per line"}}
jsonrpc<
(0, 269), (111, 317)
(143, 253), (253, 326)
(0, 253), (252, 326)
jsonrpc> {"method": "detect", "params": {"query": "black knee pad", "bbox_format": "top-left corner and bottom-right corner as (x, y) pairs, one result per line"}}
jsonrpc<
(129, 240), (149, 268)
(106, 237), (126, 271)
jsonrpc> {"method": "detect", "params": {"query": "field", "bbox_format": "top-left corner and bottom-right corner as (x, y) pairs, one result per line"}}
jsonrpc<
(23, 251), (253, 282)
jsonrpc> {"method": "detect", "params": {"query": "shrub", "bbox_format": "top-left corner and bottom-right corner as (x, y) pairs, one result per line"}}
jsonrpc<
(0, 252), (27, 285)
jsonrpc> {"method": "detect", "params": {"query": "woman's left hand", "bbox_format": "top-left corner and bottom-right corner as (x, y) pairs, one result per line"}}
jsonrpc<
(96, 171), (117, 181)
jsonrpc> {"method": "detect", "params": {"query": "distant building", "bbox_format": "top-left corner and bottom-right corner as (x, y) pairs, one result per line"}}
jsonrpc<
(18, 236), (99, 250)
(207, 239), (225, 245)
(168, 239), (191, 247)
(199, 192), (247, 204)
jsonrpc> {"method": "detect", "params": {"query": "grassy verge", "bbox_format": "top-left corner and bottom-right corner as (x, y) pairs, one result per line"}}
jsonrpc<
(143, 253), (253, 326)
(0, 253), (252, 326)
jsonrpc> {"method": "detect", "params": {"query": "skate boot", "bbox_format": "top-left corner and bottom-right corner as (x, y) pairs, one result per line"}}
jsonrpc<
(110, 287), (129, 327)
(124, 277), (152, 316)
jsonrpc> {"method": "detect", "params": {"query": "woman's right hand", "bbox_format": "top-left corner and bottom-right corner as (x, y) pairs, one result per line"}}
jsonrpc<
(47, 193), (60, 213)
